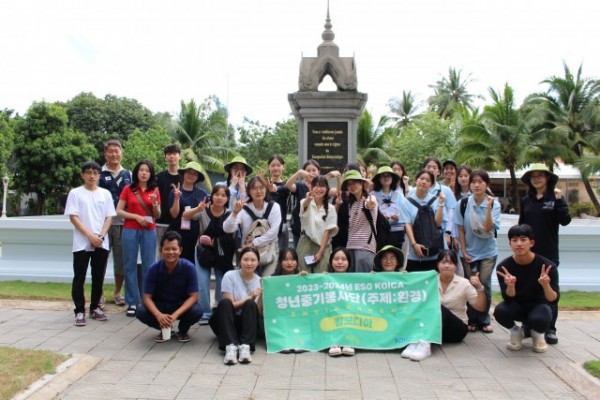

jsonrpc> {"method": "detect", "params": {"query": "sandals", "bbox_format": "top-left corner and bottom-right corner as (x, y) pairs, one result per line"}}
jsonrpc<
(480, 325), (494, 334)
(467, 325), (477, 333)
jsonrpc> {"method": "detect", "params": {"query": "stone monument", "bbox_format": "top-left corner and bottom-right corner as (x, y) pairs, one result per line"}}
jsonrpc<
(288, 5), (367, 173)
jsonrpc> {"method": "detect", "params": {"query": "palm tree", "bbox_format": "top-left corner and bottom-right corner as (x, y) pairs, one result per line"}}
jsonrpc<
(174, 97), (236, 190)
(526, 63), (600, 213)
(387, 90), (422, 127)
(456, 84), (531, 212)
(356, 110), (395, 167)
(428, 67), (482, 119)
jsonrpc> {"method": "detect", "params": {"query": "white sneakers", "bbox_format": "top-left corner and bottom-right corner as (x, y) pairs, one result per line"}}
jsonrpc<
(507, 325), (547, 353)
(224, 344), (253, 365)
(224, 344), (238, 365)
(507, 325), (524, 351)
(531, 329), (548, 353)
(401, 341), (431, 361)
(238, 344), (252, 363)
(328, 345), (355, 357)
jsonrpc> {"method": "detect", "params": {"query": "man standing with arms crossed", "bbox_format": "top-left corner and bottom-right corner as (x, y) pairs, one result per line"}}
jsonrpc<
(99, 139), (132, 307)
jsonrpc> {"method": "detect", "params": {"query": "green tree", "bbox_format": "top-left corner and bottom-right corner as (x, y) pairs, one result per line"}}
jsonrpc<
(65, 92), (157, 157)
(122, 126), (175, 172)
(14, 102), (98, 214)
(390, 112), (457, 177)
(428, 67), (482, 119)
(356, 110), (394, 167)
(174, 96), (236, 190)
(456, 84), (531, 212)
(526, 63), (600, 213)
(238, 118), (298, 176)
(387, 90), (422, 127)
(0, 110), (15, 177)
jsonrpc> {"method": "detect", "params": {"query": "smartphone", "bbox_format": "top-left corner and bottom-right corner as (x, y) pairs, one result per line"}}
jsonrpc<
(423, 247), (430, 257)
(304, 255), (316, 265)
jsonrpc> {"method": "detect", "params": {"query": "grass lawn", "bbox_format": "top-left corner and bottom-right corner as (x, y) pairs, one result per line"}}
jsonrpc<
(583, 360), (600, 379)
(0, 346), (68, 400)
(0, 280), (599, 310)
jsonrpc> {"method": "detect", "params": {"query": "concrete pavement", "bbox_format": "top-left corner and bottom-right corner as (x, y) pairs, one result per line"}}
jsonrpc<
(1, 301), (599, 399)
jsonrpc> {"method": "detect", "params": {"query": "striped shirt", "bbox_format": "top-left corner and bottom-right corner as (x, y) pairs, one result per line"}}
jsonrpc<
(346, 197), (378, 254)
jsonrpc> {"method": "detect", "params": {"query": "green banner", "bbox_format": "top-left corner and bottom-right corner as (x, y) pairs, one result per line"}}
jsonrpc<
(263, 271), (441, 352)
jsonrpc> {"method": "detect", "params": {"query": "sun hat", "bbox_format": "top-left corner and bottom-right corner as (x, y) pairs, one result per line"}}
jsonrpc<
(373, 166), (399, 189)
(178, 161), (205, 182)
(223, 156), (253, 175)
(521, 164), (558, 187)
(341, 170), (370, 192)
(373, 245), (405, 272)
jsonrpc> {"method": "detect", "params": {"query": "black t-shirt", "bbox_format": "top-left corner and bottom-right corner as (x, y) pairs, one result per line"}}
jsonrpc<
(156, 170), (181, 225)
(497, 254), (559, 304)
(291, 182), (309, 236)
(270, 181), (290, 222)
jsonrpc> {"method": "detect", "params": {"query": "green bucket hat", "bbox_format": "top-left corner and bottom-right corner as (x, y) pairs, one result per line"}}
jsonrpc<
(224, 156), (253, 175)
(373, 166), (399, 189)
(341, 170), (370, 192)
(373, 245), (405, 272)
(179, 161), (205, 182)
(521, 163), (558, 187)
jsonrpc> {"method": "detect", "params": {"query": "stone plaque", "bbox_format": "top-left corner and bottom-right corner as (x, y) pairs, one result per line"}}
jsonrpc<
(307, 121), (347, 173)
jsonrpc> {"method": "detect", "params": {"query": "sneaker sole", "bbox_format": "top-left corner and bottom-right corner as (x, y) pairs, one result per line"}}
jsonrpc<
(224, 359), (237, 365)
(507, 343), (523, 351)
(239, 358), (251, 364)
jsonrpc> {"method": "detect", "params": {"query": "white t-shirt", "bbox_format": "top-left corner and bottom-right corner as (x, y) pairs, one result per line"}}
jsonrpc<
(221, 269), (261, 315)
(64, 185), (116, 252)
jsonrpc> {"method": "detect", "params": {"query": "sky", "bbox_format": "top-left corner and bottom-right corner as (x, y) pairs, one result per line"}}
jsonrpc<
(1, 0), (599, 128)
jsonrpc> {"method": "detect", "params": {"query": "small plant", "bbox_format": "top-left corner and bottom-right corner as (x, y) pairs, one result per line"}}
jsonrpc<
(583, 360), (600, 379)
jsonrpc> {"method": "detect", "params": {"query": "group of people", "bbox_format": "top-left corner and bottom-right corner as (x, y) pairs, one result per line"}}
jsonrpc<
(64, 142), (570, 364)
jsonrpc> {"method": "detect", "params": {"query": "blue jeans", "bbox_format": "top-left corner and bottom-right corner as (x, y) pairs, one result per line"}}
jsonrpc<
(122, 228), (156, 306)
(197, 264), (225, 319)
(466, 256), (496, 327)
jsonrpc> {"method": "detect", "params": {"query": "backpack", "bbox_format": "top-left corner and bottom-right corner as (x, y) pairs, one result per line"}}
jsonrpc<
(459, 197), (497, 238)
(364, 207), (392, 252)
(243, 201), (278, 268)
(406, 196), (444, 256)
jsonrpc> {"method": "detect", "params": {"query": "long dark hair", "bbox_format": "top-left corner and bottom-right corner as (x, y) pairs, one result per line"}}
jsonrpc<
(272, 248), (300, 276)
(311, 175), (330, 221)
(131, 159), (157, 190)
(455, 164), (472, 200)
(390, 160), (407, 194)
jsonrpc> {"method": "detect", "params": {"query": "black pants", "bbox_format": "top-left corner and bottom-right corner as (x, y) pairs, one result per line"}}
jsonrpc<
(493, 301), (552, 333)
(406, 259), (437, 272)
(72, 249), (109, 314)
(441, 305), (468, 344)
(209, 298), (264, 351)
(136, 302), (202, 335)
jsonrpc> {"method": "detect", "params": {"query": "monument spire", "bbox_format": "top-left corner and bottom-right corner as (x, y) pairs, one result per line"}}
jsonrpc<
(321, 0), (335, 43)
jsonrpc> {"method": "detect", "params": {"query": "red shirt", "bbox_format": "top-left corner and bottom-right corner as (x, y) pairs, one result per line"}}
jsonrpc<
(120, 185), (160, 230)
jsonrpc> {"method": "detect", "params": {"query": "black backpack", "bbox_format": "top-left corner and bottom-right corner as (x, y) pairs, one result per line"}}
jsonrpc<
(406, 196), (444, 256)
(364, 207), (392, 252)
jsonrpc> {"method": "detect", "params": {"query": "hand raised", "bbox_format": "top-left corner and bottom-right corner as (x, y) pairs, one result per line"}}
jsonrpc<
(496, 266), (516, 286)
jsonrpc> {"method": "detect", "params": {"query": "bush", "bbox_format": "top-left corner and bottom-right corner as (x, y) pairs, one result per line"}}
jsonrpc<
(568, 202), (598, 217)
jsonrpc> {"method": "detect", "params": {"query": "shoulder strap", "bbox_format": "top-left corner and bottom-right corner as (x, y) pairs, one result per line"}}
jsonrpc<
(426, 196), (438, 207)
(133, 187), (153, 217)
(244, 201), (274, 221)
(460, 197), (468, 218)
(407, 197), (422, 209)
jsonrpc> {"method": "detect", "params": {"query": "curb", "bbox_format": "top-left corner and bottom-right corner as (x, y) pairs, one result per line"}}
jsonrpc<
(551, 362), (600, 400)
(12, 353), (101, 400)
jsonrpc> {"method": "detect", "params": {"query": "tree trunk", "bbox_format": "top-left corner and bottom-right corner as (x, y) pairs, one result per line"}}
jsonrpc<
(509, 167), (520, 214)
(581, 174), (600, 215)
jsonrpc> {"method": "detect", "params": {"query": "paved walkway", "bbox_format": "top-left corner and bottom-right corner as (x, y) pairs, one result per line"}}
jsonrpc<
(1, 301), (599, 399)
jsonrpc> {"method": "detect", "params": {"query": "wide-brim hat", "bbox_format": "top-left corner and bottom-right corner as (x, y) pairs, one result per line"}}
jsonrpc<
(179, 161), (205, 182)
(521, 163), (558, 187)
(224, 156), (253, 175)
(373, 245), (405, 272)
(341, 170), (370, 192)
(373, 166), (399, 188)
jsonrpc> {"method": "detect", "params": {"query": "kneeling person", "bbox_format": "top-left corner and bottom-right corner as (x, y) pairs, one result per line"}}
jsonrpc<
(494, 224), (559, 353)
(136, 231), (202, 342)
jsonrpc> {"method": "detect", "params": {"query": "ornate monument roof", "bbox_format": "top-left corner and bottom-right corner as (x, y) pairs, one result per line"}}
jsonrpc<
(298, 3), (358, 92)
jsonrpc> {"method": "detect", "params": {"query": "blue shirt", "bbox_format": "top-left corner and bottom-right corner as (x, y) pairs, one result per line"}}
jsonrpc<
(144, 258), (199, 305)
(454, 195), (501, 261)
